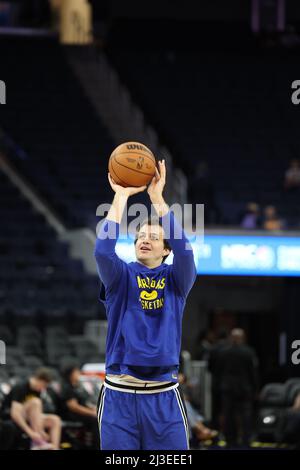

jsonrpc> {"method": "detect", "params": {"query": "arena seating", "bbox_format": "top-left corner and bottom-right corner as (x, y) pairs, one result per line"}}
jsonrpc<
(257, 378), (300, 443)
(108, 38), (300, 227)
(0, 167), (104, 336)
(0, 36), (114, 229)
(1, 35), (298, 228)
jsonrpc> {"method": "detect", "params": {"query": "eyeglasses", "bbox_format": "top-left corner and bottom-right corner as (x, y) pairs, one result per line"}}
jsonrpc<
(137, 232), (160, 241)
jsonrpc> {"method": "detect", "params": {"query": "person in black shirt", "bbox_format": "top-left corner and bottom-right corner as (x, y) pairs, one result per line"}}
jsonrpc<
(218, 329), (258, 448)
(4, 367), (61, 450)
(60, 364), (99, 449)
(208, 329), (229, 429)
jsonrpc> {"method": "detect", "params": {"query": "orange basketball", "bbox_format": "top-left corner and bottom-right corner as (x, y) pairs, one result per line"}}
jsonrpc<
(108, 141), (156, 187)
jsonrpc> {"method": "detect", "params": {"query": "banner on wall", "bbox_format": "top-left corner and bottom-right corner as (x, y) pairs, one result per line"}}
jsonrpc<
(114, 233), (300, 277)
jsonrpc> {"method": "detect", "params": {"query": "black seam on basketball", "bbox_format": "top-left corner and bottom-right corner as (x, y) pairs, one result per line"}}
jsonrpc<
(114, 151), (155, 163)
(110, 158), (133, 186)
(113, 155), (156, 177)
(111, 157), (138, 188)
(109, 160), (120, 182)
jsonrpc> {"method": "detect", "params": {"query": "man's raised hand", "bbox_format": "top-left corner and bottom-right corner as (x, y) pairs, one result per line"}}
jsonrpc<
(108, 173), (146, 197)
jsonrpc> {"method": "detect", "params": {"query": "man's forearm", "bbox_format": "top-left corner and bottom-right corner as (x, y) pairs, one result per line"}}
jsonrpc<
(68, 403), (96, 417)
(106, 193), (129, 224)
(150, 196), (169, 217)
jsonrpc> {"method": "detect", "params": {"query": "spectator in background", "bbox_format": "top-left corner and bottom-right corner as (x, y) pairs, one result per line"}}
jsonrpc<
(239, 202), (261, 230)
(194, 329), (215, 361)
(208, 329), (229, 429)
(284, 159), (300, 191)
(262, 205), (284, 231)
(60, 363), (99, 449)
(218, 329), (258, 448)
(3, 367), (61, 450)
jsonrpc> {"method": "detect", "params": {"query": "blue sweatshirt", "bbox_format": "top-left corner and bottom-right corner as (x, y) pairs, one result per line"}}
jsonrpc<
(94, 210), (197, 382)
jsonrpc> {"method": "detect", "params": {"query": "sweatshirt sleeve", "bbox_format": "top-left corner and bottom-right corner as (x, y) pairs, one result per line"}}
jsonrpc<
(94, 219), (126, 291)
(160, 210), (197, 298)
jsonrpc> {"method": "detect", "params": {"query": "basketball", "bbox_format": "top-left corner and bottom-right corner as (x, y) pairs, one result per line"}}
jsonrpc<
(108, 141), (156, 187)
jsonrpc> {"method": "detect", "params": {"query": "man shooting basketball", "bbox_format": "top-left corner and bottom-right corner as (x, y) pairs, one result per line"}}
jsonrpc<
(95, 159), (196, 450)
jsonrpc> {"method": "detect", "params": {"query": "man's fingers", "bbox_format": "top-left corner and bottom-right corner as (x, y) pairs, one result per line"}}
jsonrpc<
(158, 160), (166, 175)
(161, 159), (166, 178)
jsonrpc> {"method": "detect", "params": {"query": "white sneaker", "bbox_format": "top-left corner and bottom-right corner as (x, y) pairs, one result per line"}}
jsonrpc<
(31, 440), (54, 450)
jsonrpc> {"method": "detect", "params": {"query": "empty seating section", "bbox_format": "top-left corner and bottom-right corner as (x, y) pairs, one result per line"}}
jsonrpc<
(0, 37), (114, 229)
(0, 169), (104, 322)
(109, 46), (300, 226)
(1, 321), (102, 380)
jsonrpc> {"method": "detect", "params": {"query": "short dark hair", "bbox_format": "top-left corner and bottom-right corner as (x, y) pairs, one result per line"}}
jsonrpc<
(134, 216), (171, 263)
(34, 367), (53, 383)
(60, 361), (80, 382)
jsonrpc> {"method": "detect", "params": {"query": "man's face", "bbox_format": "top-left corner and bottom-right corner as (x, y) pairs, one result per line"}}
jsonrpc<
(32, 379), (49, 393)
(70, 368), (81, 385)
(265, 205), (276, 218)
(135, 224), (170, 267)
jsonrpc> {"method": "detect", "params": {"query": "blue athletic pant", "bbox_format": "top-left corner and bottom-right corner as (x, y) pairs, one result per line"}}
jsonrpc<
(97, 381), (189, 450)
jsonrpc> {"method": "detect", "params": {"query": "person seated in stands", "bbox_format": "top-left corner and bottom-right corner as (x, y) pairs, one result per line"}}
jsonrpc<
(239, 202), (261, 230)
(284, 159), (300, 191)
(262, 205), (284, 231)
(178, 372), (218, 445)
(3, 367), (61, 450)
(60, 363), (99, 449)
